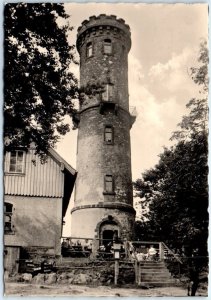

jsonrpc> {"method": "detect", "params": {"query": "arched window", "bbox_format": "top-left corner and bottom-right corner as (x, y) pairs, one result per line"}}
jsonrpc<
(104, 126), (114, 144)
(86, 42), (93, 57)
(104, 39), (112, 54)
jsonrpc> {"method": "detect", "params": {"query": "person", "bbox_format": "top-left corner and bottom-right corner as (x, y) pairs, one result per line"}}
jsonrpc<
(136, 251), (146, 262)
(148, 245), (157, 260)
(76, 240), (81, 246)
(131, 250), (138, 261)
(99, 245), (105, 252)
(129, 241), (135, 257)
(83, 239), (90, 251)
(67, 238), (74, 248)
(123, 238), (130, 258)
(105, 241), (113, 253)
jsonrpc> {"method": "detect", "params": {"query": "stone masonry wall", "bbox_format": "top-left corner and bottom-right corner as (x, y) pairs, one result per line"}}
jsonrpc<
(75, 107), (133, 207)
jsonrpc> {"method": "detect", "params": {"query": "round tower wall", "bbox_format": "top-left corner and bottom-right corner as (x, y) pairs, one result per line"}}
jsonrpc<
(77, 16), (131, 112)
(74, 108), (133, 207)
(72, 15), (135, 242)
(71, 207), (135, 241)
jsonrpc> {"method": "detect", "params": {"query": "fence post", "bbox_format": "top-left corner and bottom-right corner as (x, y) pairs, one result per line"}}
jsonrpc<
(134, 260), (138, 284)
(159, 242), (164, 261)
(114, 260), (119, 285)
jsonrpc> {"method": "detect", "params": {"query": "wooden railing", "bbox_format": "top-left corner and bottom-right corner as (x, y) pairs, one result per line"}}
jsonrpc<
(161, 242), (183, 264)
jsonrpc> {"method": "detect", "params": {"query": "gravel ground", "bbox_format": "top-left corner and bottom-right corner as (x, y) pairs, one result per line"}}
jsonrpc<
(4, 282), (195, 297)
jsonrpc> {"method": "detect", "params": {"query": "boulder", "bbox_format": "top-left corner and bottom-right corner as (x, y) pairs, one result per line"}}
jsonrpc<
(45, 273), (57, 284)
(73, 273), (91, 284)
(32, 273), (45, 284)
(57, 273), (68, 283)
(22, 273), (32, 283)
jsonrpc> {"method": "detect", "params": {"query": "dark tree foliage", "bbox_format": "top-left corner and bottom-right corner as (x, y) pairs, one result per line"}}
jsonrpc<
(134, 135), (208, 254)
(4, 3), (78, 157)
(134, 41), (208, 259)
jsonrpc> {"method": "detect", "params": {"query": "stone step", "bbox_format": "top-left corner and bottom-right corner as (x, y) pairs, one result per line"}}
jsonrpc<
(141, 275), (173, 281)
(139, 281), (178, 287)
(139, 267), (168, 272)
(140, 261), (165, 266)
(140, 260), (165, 265)
(141, 272), (171, 277)
(140, 269), (170, 273)
(139, 262), (165, 266)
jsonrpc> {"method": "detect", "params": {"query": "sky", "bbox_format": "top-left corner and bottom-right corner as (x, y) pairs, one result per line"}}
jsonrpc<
(54, 3), (208, 234)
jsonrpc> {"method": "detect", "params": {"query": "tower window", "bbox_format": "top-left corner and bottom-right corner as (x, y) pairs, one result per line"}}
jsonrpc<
(104, 175), (114, 193)
(4, 202), (13, 234)
(102, 84), (113, 102)
(9, 150), (25, 173)
(86, 42), (93, 57)
(104, 39), (112, 54)
(104, 126), (113, 144)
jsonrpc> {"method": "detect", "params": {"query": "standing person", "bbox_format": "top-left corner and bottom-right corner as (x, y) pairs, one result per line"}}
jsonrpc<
(83, 239), (90, 251)
(148, 245), (157, 260)
(129, 241), (135, 257)
(123, 238), (130, 259)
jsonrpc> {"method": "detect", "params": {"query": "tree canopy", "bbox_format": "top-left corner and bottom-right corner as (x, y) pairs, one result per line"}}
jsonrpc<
(4, 3), (78, 156)
(134, 41), (208, 258)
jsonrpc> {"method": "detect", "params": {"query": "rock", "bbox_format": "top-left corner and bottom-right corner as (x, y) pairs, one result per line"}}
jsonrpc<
(22, 273), (32, 283)
(68, 277), (74, 284)
(32, 273), (45, 284)
(92, 278), (99, 284)
(45, 273), (57, 284)
(4, 271), (9, 281)
(57, 273), (68, 283)
(73, 273), (91, 284)
(13, 274), (24, 282)
(67, 270), (75, 278)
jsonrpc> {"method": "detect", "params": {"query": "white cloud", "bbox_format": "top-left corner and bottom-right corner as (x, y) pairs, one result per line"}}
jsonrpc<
(148, 47), (199, 97)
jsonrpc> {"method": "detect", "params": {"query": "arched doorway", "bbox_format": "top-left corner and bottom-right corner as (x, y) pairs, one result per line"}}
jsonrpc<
(99, 222), (119, 246)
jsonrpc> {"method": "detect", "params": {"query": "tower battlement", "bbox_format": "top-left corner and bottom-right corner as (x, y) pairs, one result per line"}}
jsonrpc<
(77, 14), (131, 52)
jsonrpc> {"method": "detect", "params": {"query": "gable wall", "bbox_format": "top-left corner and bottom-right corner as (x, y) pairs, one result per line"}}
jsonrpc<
(4, 149), (64, 197)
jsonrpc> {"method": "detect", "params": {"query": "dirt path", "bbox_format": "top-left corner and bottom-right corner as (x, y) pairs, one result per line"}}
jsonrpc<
(4, 282), (191, 297)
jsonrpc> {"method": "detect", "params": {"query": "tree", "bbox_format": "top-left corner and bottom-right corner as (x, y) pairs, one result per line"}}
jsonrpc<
(134, 41), (208, 259)
(171, 40), (208, 142)
(4, 3), (78, 157)
(134, 136), (208, 252)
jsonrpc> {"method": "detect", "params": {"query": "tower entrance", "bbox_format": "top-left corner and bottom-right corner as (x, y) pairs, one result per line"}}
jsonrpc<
(99, 222), (119, 246)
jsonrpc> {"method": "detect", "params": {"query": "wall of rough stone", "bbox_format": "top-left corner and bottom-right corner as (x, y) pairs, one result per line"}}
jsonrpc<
(77, 16), (131, 112)
(72, 15), (135, 241)
(71, 207), (135, 244)
(74, 107), (133, 207)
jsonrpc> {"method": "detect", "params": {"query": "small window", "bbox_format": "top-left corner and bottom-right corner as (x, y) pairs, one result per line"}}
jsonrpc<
(104, 126), (113, 144)
(9, 150), (25, 173)
(4, 202), (13, 234)
(104, 39), (112, 54)
(104, 175), (114, 193)
(102, 84), (113, 102)
(86, 42), (93, 57)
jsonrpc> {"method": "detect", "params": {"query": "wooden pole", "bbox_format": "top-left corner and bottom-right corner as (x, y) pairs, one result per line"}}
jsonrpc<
(159, 242), (164, 261)
(114, 260), (119, 285)
(134, 260), (138, 284)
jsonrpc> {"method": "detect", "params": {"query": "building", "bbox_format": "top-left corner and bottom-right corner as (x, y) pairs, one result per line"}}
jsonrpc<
(71, 15), (136, 248)
(4, 145), (76, 273)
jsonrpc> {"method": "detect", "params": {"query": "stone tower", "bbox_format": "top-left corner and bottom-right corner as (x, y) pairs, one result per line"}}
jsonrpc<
(71, 15), (136, 247)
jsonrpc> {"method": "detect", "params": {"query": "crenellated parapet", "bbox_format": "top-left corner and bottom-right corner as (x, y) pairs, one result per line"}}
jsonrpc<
(76, 14), (131, 53)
